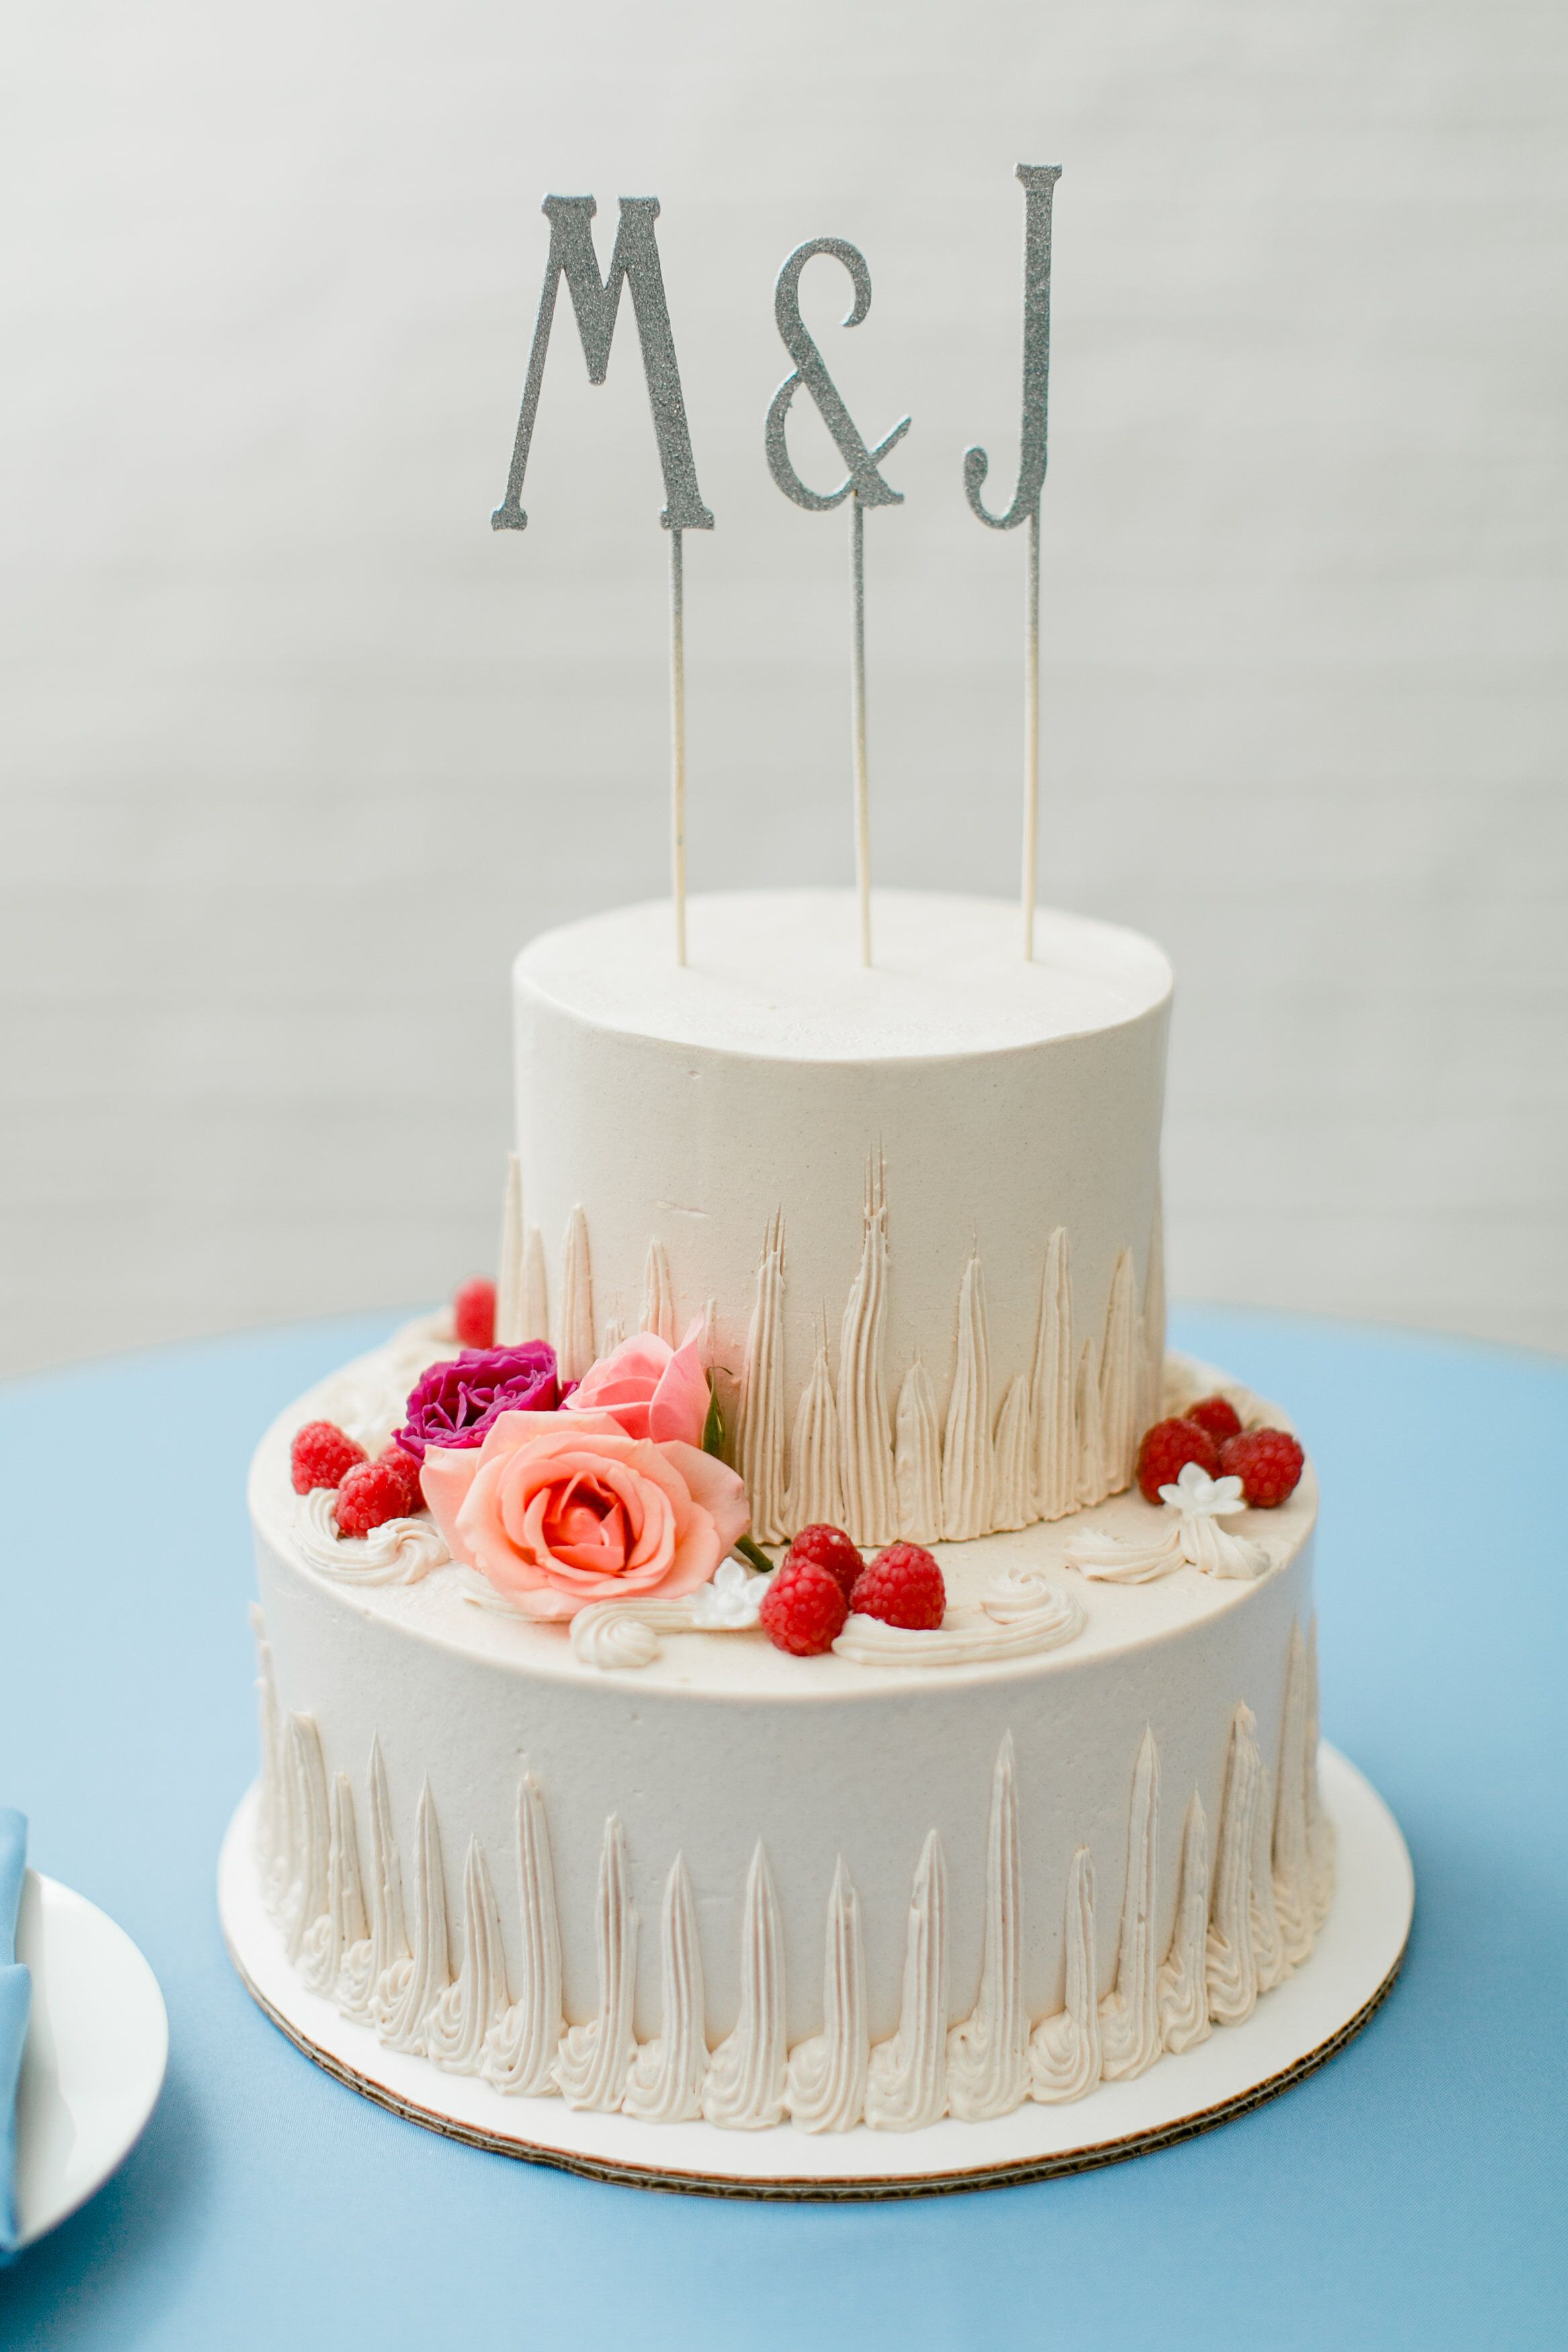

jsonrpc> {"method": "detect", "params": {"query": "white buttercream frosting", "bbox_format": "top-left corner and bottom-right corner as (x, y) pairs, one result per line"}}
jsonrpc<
(785, 1859), (869, 2134)
(480, 1774), (562, 2096)
(1065, 1458), (1272, 1586)
(831, 1567), (1084, 1669)
(1158, 1791), (1214, 2054)
(622, 1854), (707, 2124)
(946, 1735), (1029, 2120)
(1029, 1849), (1101, 2101)
(701, 1844), (787, 2129)
(294, 1488), (450, 1586)
(566, 1560), (771, 1670)
(865, 1831), (949, 2131)
(554, 1816), (637, 2110)
(1097, 1728), (1164, 2081)
(248, 1591), (1336, 2133)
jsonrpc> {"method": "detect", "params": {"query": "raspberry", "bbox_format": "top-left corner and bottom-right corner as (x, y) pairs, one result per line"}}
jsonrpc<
(1184, 1394), (1243, 1447)
(290, 1420), (368, 1495)
(759, 1557), (848, 1656)
(1219, 1427), (1305, 1509)
(783, 1523), (863, 1601)
(336, 1458), (417, 1539)
(453, 1277), (497, 1350)
(849, 1542), (946, 1631)
(377, 1445), (424, 1517)
(1135, 1417), (1221, 1504)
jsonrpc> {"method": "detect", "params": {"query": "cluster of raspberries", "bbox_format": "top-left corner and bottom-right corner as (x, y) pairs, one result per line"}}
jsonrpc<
(1135, 1394), (1305, 1510)
(290, 1421), (423, 1537)
(759, 1525), (946, 1658)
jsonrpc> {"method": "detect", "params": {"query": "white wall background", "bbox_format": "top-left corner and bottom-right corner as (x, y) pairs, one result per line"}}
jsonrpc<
(3, 0), (1565, 1376)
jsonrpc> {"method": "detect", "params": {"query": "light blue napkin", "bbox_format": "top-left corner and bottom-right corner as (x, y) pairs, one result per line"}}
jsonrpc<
(0, 1809), (30, 2260)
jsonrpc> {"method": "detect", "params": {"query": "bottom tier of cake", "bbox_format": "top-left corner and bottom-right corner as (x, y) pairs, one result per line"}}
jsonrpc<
(220, 1746), (1408, 2193)
(243, 1325), (1337, 2138)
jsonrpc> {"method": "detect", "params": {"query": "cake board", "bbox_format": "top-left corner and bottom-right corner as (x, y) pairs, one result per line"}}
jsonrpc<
(218, 1744), (1411, 2200)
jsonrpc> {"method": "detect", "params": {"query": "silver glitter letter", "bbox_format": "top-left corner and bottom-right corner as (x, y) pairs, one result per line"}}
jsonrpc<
(963, 166), (1062, 530)
(492, 196), (713, 534)
(765, 239), (910, 511)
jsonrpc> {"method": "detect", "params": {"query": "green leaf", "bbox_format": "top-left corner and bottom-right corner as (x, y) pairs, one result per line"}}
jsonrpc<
(702, 1378), (726, 1460)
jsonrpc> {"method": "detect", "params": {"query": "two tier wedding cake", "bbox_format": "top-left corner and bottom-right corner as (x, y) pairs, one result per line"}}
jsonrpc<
(238, 884), (1334, 2163)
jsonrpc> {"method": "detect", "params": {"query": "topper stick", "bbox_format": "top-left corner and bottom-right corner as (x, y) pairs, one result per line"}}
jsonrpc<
(766, 237), (910, 968)
(848, 495), (871, 965)
(1022, 503), (1041, 955)
(961, 164), (1062, 959)
(669, 524), (689, 964)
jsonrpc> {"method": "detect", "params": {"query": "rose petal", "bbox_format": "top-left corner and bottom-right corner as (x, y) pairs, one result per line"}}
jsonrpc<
(562, 1331), (674, 1441)
(648, 1316), (712, 1447)
(419, 1443), (484, 1566)
(658, 1439), (751, 1553)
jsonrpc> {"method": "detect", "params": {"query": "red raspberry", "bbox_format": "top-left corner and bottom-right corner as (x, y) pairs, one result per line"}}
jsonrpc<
(336, 1458), (417, 1538)
(1219, 1427), (1305, 1509)
(1135, 1417), (1221, 1503)
(377, 1445), (424, 1517)
(290, 1420), (368, 1495)
(453, 1277), (497, 1350)
(849, 1542), (946, 1631)
(783, 1523), (863, 1601)
(1184, 1394), (1243, 1447)
(759, 1558), (848, 1656)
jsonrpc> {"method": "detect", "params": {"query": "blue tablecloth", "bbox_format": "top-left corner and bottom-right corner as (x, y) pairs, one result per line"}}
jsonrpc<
(0, 1306), (1562, 2348)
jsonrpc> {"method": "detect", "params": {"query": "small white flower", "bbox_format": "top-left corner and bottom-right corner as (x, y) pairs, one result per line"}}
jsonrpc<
(687, 1556), (772, 1630)
(1154, 1461), (1268, 1581)
(1158, 1462), (1248, 1520)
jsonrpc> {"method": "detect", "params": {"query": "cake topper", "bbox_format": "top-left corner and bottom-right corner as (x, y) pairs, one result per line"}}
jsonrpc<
(765, 239), (911, 968)
(492, 177), (1064, 968)
(962, 165), (1062, 960)
(492, 195), (713, 964)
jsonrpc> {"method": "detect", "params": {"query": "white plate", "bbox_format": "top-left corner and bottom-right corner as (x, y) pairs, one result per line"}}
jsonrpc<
(222, 1745), (1411, 2197)
(12, 1872), (169, 2246)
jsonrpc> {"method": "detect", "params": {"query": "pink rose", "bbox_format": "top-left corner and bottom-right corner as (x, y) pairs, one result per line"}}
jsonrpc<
(419, 1407), (749, 1622)
(560, 1318), (710, 1448)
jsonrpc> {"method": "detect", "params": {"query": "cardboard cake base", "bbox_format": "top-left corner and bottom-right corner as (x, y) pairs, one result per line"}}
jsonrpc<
(219, 1745), (1411, 2200)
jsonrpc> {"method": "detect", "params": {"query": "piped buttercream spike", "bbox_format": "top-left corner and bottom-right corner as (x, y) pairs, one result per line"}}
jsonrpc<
(838, 1149), (896, 1544)
(1158, 1791), (1213, 2053)
(947, 1732), (1028, 2119)
(623, 1851), (707, 2123)
(558, 1206), (595, 1380)
(521, 1224), (549, 1347)
(1028, 1845), (1100, 2101)
(1097, 1726), (1162, 2080)
(1207, 1704), (1262, 2025)
(736, 1210), (788, 1543)
(702, 1841), (787, 2128)
(941, 1251), (993, 1540)
(553, 1814), (637, 2111)
(481, 1767), (562, 2096)
(427, 1835), (509, 2074)
(786, 1856), (868, 2133)
(495, 1153), (525, 1343)
(865, 1829), (949, 2130)
(640, 1238), (677, 1345)
(372, 1779), (451, 2056)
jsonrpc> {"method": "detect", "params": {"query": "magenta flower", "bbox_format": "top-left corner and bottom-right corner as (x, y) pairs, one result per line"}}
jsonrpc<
(394, 1341), (562, 1462)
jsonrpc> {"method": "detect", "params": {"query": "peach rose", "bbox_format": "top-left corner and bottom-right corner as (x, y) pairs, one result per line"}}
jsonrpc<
(560, 1318), (710, 1447)
(419, 1406), (748, 1622)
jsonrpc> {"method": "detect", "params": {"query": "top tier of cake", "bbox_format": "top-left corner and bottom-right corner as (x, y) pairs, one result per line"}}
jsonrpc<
(510, 889), (1172, 1546)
